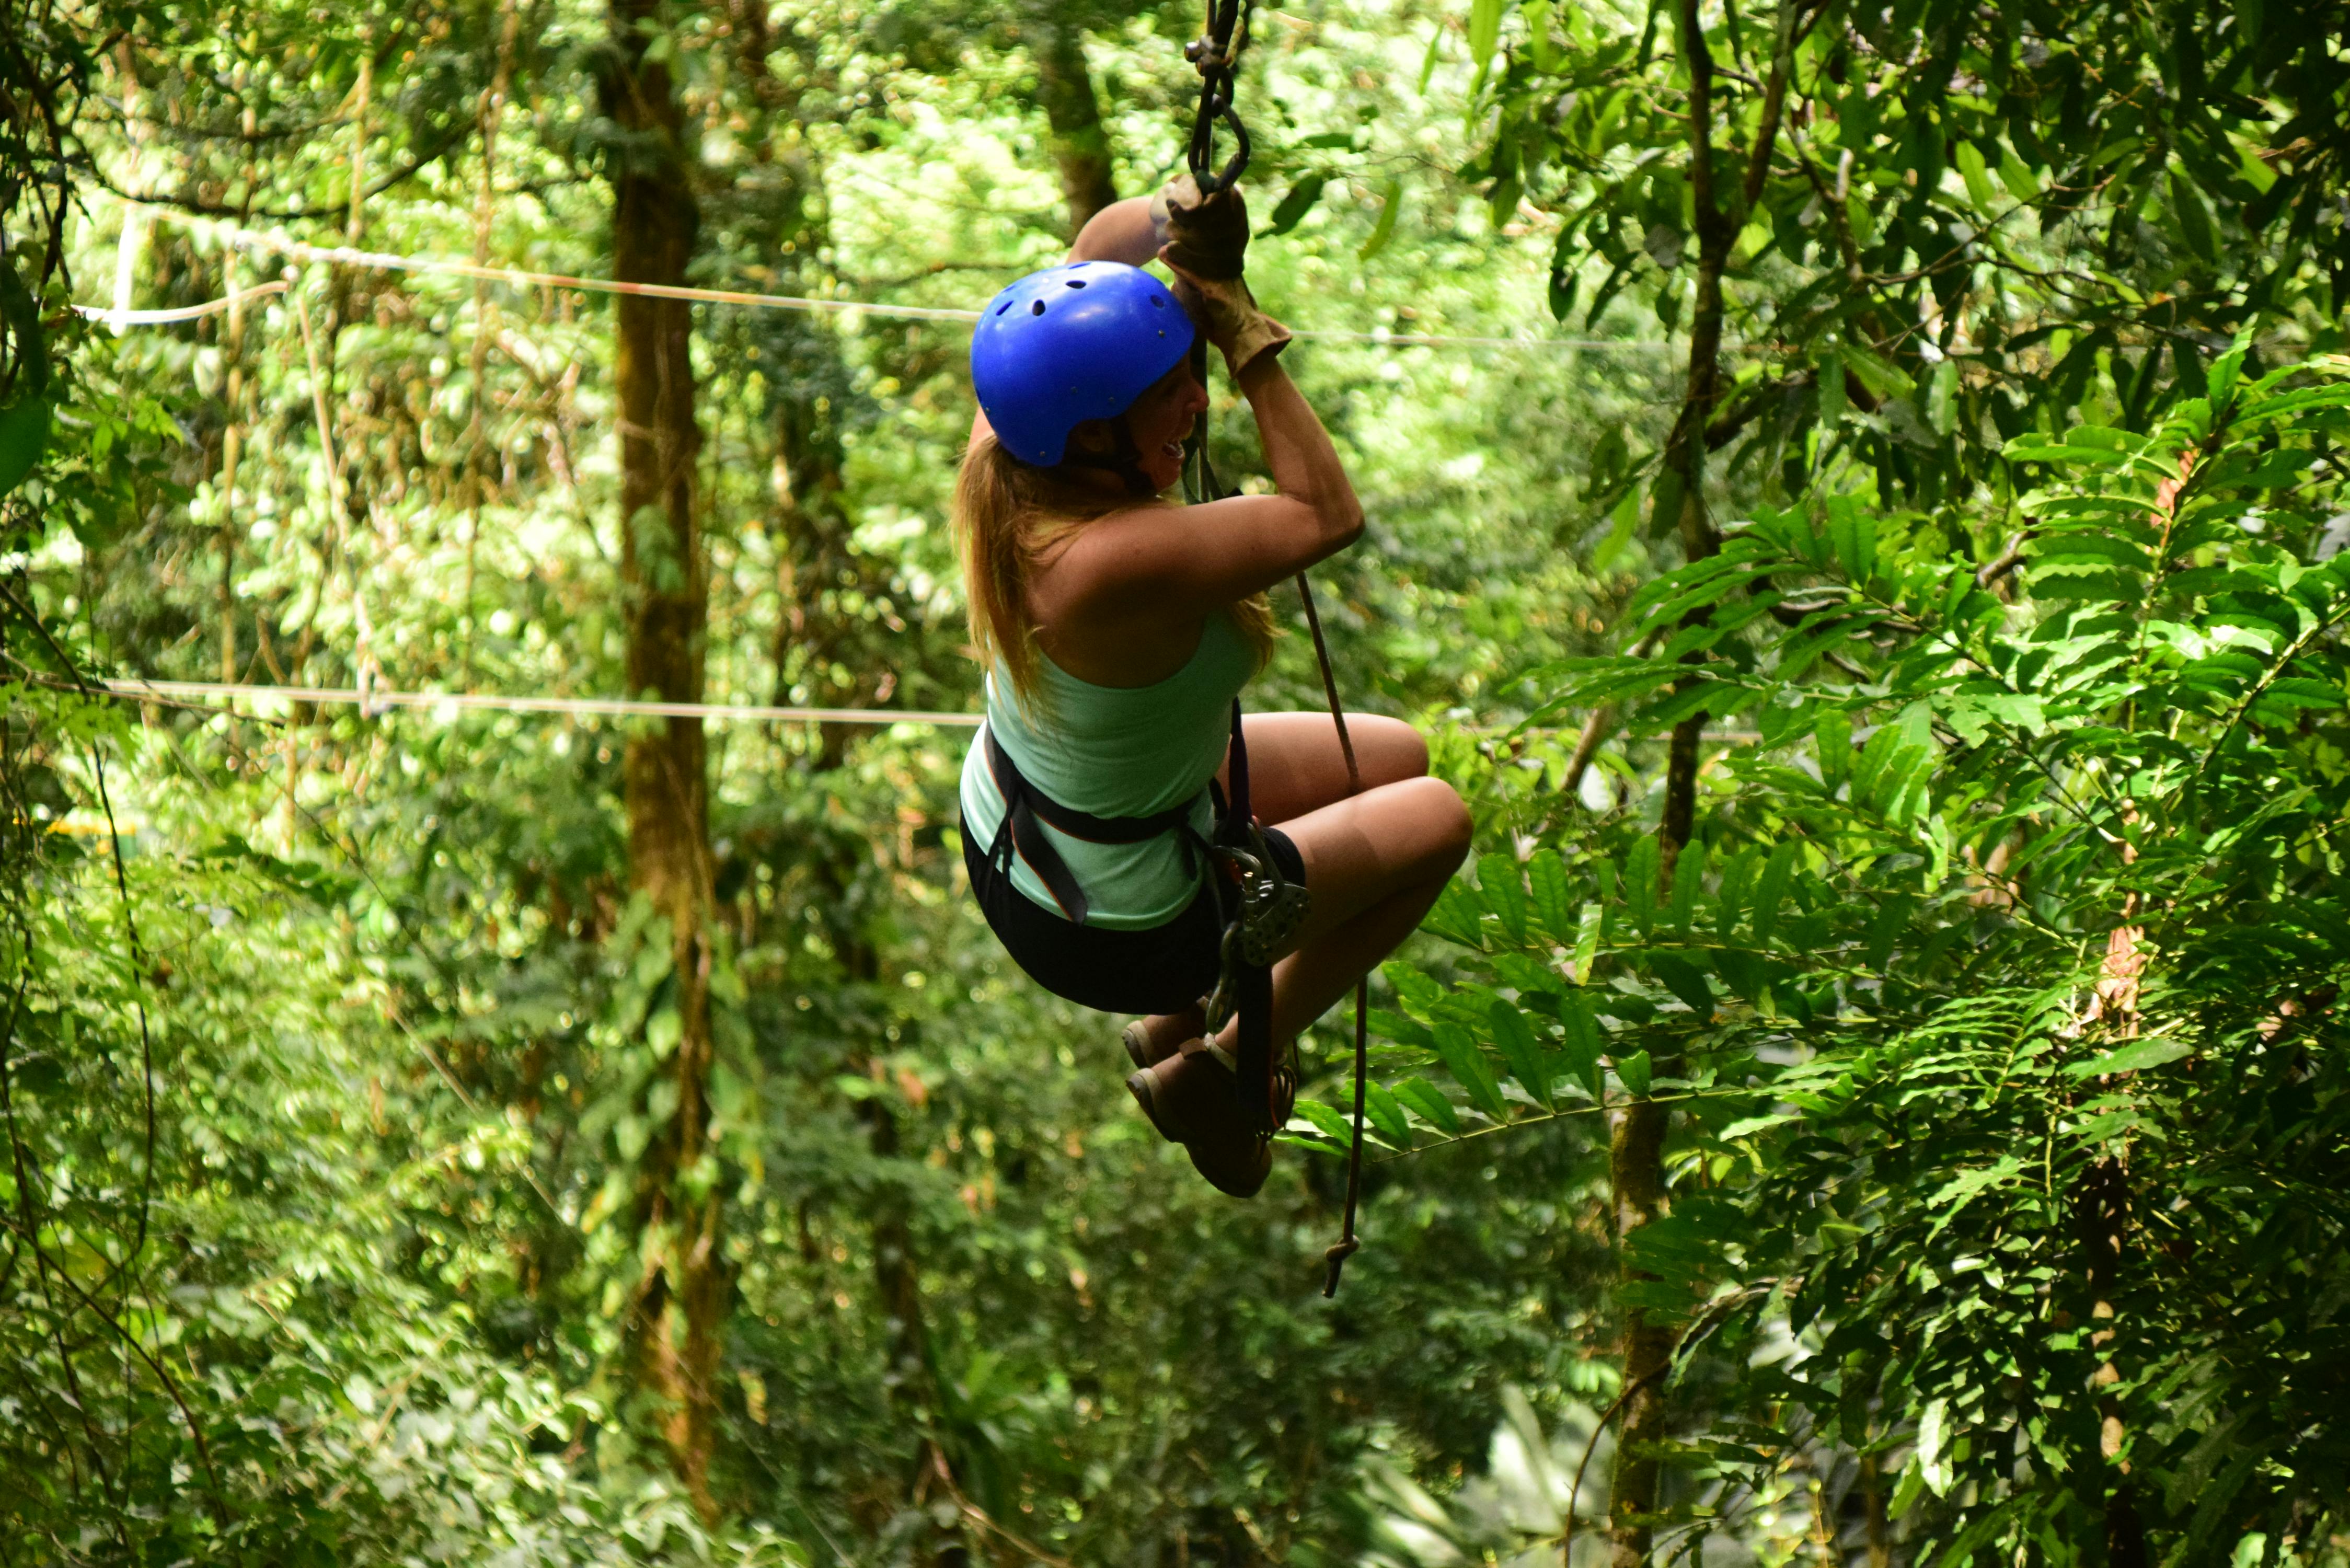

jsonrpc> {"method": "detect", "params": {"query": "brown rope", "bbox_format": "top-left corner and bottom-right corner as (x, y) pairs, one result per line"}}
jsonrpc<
(1298, 574), (1369, 1298)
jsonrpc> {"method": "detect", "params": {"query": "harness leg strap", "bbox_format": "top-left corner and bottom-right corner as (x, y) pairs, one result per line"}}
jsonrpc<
(1216, 700), (1279, 1134)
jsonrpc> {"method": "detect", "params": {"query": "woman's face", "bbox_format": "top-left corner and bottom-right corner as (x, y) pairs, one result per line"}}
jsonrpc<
(1120, 359), (1211, 493)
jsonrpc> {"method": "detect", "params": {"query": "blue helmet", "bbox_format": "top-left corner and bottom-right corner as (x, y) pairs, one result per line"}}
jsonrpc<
(970, 261), (1196, 467)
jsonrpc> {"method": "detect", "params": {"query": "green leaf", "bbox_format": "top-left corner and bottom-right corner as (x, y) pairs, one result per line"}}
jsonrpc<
(2168, 169), (2221, 266)
(1478, 851), (1529, 943)
(1862, 896), (1917, 969)
(1998, 144), (2040, 203)
(1468, 0), (1503, 74)
(1666, 840), (1706, 934)
(1649, 952), (1714, 1018)
(1423, 881), (1487, 949)
(1614, 1048), (1652, 1097)
(1840, 344), (1914, 401)
(646, 1006), (684, 1059)
(1918, 1398), (1953, 1497)
(2064, 1037), (2193, 1078)
(1491, 952), (1564, 998)
(1748, 842), (1800, 946)
(1817, 347), (1846, 428)
(1714, 948), (1782, 1007)
(1521, 0), (1558, 71)
(1527, 849), (1573, 942)
(1385, 961), (1444, 1014)
(1360, 179), (1403, 260)
(1392, 1075), (1461, 1136)
(1926, 359), (1957, 435)
(1826, 496), (1879, 585)
(1954, 142), (2000, 212)
(1557, 989), (1604, 1099)
(1714, 845), (1760, 932)
(1433, 1022), (1510, 1122)
(0, 397), (50, 498)
(1572, 901), (1603, 982)
(1363, 1080), (1413, 1149)
(1487, 998), (1554, 1108)
(2208, 336), (2251, 410)
(0, 266), (47, 396)
(1266, 175), (1327, 237)
(1814, 710), (1851, 790)
(1625, 838), (1660, 935)
(1291, 1098), (1353, 1146)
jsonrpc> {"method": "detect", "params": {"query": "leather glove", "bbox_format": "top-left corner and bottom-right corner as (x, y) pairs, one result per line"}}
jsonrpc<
(1153, 174), (1251, 281)
(1161, 251), (1292, 377)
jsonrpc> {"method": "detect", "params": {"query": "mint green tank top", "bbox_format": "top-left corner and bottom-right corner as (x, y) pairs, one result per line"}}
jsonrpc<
(959, 612), (1257, 930)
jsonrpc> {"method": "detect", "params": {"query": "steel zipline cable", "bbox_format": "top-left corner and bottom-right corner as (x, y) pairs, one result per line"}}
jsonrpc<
(86, 678), (983, 729)
(88, 193), (1679, 353)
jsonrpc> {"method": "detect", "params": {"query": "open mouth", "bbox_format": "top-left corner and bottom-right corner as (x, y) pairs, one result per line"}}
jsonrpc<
(1160, 439), (1184, 460)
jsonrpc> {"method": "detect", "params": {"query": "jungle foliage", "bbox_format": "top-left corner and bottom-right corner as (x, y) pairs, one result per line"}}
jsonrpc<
(0, 0), (2344, 1564)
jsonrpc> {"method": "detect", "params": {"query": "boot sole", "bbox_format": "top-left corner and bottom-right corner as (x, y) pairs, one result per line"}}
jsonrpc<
(1128, 1063), (1272, 1198)
(1126, 1068), (1178, 1143)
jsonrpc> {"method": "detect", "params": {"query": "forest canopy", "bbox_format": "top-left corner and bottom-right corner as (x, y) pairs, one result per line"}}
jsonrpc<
(2, 0), (2347, 1564)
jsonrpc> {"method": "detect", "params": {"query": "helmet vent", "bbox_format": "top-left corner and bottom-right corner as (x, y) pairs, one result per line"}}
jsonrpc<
(1031, 300), (1046, 316)
(1149, 294), (1166, 308)
(1066, 279), (1087, 289)
(995, 301), (1011, 316)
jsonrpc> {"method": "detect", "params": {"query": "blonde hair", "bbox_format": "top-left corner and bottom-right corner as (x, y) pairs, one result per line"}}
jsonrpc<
(952, 432), (1275, 706)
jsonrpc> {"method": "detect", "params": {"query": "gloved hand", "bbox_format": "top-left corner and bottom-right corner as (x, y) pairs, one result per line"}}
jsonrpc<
(1152, 174), (1251, 280)
(1161, 251), (1293, 377)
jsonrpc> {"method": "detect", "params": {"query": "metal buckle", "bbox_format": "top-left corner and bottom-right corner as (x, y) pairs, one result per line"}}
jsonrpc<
(1235, 827), (1310, 965)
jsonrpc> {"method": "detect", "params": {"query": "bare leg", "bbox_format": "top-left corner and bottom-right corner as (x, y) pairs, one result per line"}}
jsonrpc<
(1137, 712), (1441, 1054)
(1204, 774), (1472, 1057)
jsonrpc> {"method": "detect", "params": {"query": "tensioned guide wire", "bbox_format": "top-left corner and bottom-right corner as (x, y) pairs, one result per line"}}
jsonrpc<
(86, 197), (1681, 353)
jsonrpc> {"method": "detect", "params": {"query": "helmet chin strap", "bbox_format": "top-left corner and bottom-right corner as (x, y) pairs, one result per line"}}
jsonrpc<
(1061, 414), (1159, 498)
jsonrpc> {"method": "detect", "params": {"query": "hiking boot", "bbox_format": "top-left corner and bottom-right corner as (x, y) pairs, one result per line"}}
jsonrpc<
(1120, 1004), (1205, 1071)
(1124, 1042), (1272, 1199)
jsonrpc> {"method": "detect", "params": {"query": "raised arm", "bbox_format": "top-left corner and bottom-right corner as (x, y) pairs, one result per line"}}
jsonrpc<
(1041, 269), (1364, 631)
(1067, 197), (1162, 267)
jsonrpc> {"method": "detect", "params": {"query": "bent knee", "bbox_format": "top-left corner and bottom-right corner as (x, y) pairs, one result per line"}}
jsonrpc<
(1355, 714), (1430, 783)
(1399, 776), (1473, 870)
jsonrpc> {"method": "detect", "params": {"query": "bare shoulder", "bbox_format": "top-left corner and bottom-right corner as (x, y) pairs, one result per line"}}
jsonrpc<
(1027, 500), (1193, 624)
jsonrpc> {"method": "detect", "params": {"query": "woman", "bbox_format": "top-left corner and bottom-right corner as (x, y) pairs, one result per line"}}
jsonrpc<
(955, 186), (1471, 1196)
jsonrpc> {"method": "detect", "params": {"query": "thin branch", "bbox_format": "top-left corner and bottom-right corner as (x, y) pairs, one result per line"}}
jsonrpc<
(1975, 531), (2031, 587)
(1559, 1367), (1665, 1565)
(76, 124), (469, 222)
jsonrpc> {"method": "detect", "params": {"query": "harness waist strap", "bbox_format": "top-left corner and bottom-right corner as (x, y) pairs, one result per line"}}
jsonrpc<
(984, 727), (1203, 845)
(982, 723), (1213, 925)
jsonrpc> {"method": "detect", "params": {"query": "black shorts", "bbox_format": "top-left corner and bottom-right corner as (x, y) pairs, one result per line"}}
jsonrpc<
(961, 818), (1305, 1017)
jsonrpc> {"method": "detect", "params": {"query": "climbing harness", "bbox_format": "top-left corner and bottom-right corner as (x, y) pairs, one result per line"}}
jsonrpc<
(1171, 1), (1374, 1297)
(976, 699), (1304, 1139)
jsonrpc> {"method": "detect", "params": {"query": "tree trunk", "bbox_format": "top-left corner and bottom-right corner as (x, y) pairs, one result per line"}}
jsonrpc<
(1606, 1091), (1673, 1565)
(599, 0), (722, 1519)
(1607, 1), (1801, 1556)
(1027, 11), (1119, 239)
